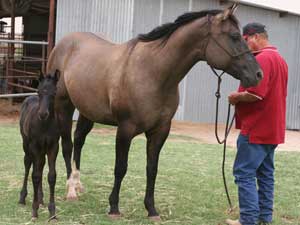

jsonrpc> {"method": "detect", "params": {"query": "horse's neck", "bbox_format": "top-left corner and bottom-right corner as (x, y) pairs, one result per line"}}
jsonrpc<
(155, 19), (208, 89)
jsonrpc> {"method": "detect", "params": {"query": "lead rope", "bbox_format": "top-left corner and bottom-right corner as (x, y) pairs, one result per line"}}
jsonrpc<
(211, 66), (235, 212)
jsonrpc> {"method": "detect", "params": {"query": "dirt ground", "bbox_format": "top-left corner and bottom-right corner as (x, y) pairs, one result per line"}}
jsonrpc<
(171, 120), (300, 152)
(1, 99), (299, 152)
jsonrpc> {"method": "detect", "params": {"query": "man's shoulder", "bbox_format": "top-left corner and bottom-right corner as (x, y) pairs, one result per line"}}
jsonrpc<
(255, 46), (286, 64)
(256, 46), (284, 58)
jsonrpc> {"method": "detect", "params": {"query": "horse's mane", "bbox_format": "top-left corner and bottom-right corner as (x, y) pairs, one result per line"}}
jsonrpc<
(137, 9), (239, 45)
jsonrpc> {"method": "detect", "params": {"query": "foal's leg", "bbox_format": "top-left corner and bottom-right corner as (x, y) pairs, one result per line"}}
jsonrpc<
(72, 114), (94, 193)
(144, 121), (171, 220)
(56, 99), (75, 199)
(108, 123), (136, 218)
(31, 153), (46, 219)
(19, 141), (32, 205)
(47, 143), (59, 220)
(38, 173), (44, 206)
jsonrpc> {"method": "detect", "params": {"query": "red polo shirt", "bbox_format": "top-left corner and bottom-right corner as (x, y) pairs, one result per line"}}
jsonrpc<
(235, 46), (288, 144)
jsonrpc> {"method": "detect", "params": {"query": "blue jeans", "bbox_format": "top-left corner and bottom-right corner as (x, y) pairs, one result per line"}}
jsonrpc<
(233, 134), (277, 225)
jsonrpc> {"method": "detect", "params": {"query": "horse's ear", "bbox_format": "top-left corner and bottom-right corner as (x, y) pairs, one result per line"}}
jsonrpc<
(53, 70), (60, 83)
(217, 3), (239, 21)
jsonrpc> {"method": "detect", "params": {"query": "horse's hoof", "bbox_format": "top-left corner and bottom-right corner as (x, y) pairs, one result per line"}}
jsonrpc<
(149, 215), (161, 222)
(76, 185), (85, 193)
(108, 213), (122, 220)
(66, 196), (78, 201)
(78, 186), (85, 193)
(31, 216), (38, 221)
(66, 193), (78, 201)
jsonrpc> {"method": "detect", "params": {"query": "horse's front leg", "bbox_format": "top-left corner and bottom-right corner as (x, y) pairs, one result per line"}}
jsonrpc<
(144, 121), (171, 220)
(47, 143), (59, 220)
(38, 172), (44, 206)
(31, 153), (46, 219)
(108, 122), (136, 218)
(72, 114), (94, 193)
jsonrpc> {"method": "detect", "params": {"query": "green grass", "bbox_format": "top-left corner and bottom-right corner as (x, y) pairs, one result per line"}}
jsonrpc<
(0, 123), (300, 225)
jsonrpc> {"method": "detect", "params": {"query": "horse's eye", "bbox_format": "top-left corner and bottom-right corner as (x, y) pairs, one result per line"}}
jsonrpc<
(230, 33), (241, 41)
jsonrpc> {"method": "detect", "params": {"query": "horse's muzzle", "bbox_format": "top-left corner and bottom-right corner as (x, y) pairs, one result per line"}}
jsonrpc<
(38, 111), (49, 121)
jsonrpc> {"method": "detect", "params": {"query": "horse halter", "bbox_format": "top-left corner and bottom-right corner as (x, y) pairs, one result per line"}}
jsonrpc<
(205, 15), (251, 60)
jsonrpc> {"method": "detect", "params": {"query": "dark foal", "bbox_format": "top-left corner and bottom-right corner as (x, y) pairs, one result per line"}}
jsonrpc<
(19, 71), (60, 220)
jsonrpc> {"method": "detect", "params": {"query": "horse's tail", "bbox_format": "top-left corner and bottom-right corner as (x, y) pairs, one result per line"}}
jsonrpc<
(47, 33), (79, 98)
(47, 33), (77, 78)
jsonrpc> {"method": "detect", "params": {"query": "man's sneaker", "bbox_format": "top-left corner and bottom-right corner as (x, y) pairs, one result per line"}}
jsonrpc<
(225, 219), (242, 225)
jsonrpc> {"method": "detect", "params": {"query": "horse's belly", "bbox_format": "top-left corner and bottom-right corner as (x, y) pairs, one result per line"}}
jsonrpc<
(76, 101), (117, 125)
(65, 79), (117, 125)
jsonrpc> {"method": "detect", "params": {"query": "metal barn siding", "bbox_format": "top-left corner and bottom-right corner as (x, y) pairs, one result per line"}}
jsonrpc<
(56, 0), (134, 43)
(55, 0), (300, 129)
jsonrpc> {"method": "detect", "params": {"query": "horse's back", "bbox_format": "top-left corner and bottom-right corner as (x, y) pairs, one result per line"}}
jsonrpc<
(20, 96), (39, 119)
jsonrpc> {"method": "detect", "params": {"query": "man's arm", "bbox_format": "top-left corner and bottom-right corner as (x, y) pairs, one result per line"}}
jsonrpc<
(228, 91), (261, 105)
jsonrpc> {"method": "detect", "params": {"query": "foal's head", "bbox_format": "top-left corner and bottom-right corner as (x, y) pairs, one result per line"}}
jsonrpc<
(37, 70), (59, 120)
(204, 4), (262, 87)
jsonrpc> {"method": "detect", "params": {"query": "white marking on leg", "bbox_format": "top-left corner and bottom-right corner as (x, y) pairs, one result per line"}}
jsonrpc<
(66, 175), (77, 200)
(72, 161), (84, 193)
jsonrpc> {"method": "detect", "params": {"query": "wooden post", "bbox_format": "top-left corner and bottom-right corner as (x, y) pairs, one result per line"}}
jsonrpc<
(8, 0), (15, 94)
(42, 43), (46, 74)
(47, 0), (56, 58)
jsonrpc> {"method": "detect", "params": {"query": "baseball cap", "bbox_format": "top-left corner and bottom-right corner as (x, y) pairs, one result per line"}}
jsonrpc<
(243, 22), (266, 36)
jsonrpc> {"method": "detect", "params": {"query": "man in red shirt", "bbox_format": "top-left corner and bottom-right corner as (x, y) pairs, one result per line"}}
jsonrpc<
(225, 23), (288, 225)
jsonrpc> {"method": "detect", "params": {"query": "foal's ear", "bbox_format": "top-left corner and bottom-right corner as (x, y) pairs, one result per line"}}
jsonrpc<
(216, 3), (239, 21)
(53, 70), (60, 83)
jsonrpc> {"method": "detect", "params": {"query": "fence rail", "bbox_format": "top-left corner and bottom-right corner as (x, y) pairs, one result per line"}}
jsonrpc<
(0, 92), (37, 98)
(0, 39), (48, 45)
(0, 37), (48, 97)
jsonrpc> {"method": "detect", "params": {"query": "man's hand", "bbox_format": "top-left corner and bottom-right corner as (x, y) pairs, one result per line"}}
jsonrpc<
(228, 92), (241, 105)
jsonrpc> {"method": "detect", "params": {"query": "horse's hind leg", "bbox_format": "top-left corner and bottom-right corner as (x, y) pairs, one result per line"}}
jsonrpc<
(144, 121), (171, 220)
(56, 99), (75, 200)
(19, 141), (32, 205)
(108, 122), (136, 218)
(72, 114), (94, 193)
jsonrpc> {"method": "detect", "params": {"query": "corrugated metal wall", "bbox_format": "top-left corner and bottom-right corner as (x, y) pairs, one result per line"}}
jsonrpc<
(56, 0), (134, 43)
(56, 0), (300, 129)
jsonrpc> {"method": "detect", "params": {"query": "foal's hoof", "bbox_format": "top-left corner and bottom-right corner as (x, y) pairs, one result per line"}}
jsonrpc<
(18, 200), (26, 205)
(108, 213), (122, 220)
(31, 216), (38, 221)
(149, 215), (161, 222)
(48, 216), (58, 223)
(39, 200), (45, 206)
